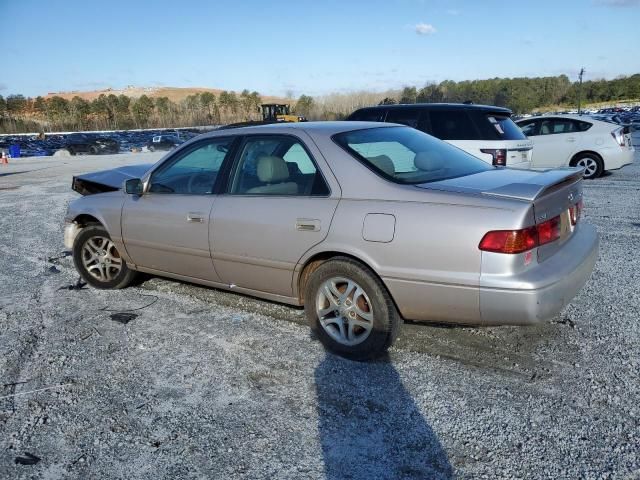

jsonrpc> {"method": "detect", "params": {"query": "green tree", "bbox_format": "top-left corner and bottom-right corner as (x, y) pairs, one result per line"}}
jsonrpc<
(33, 96), (46, 115)
(399, 86), (417, 104)
(131, 95), (154, 127)
(69, 96), (90, 128)
(6, 94), (27, 114)
(295, 94), (314, 117)
(199, 91), (216, 120)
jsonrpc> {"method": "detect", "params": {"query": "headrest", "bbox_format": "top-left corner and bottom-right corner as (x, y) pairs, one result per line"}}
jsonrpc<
(414, 151), (445, 172)
(368, 155), (395, 176)
(256, 156), (289, 183)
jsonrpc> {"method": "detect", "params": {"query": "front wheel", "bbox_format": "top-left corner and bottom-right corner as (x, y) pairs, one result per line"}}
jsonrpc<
(304, 257), (401, 360)
(571, 153), (603, 179)
(72, 225), (137, 289)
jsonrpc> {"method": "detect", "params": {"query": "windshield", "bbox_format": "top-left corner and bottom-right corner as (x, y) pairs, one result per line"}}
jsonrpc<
(333, 126), (493, 184)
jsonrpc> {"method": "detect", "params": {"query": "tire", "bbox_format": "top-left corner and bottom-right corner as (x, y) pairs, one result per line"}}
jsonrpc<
(89, 146), (99, 155)
(571, 153), (603, 179)
(148, 145), (155, 152)
(67, 147), (75, 156)
(304, 257), (401, 360)
(72, 225), (137, 289)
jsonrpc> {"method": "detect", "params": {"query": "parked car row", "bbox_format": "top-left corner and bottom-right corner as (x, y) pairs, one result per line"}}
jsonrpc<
(346, 103), (634, 180)
(0, 128), (202, 158)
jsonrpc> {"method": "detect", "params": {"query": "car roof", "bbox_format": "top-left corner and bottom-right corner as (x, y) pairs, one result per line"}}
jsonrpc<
(201, 121), (398, 139)
(354, 103), (512, 114)
(515, 114), (595, 122)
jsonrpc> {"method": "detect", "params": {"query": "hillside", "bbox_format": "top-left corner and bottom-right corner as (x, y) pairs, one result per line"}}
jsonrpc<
(43, 86), (289, 105)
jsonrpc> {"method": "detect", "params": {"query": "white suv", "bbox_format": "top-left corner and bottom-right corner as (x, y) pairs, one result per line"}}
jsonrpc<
(347, 104), (533, 169)
(516, 115), (634, 179)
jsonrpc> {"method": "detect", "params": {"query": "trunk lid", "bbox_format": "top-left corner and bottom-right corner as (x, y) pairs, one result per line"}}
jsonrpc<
(415, 167), (584, 261)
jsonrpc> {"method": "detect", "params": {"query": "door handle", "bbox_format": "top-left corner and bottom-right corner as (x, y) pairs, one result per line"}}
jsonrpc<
(566, 137), (576, 142)
(187, 212), (204, 223)
(296, 218), (320, 232)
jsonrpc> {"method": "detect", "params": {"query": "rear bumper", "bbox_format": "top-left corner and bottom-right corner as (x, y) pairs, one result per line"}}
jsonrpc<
(479, 223), (599, 325)
(603, 147), (634, 171)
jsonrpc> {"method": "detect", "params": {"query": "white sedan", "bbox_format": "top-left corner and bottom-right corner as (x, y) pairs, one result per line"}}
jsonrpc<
(516, 115), (634, 179)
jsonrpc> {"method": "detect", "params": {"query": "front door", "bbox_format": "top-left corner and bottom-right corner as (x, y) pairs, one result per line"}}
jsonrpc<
(122, 137), (235, 281)
(211, 134), (339, 297)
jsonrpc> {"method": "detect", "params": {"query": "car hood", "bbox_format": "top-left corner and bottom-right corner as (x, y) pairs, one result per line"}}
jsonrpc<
(72, 163), (153, 195)
(414, 167), (583, 202)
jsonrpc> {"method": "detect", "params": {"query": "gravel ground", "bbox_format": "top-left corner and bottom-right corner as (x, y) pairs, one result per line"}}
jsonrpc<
(0, 144), (639, 480)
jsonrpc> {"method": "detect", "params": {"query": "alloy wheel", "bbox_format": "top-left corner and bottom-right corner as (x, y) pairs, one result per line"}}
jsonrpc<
(576, 157), (598, 178)
(316, 276), (374, 346)
(81, 236), (123, 282)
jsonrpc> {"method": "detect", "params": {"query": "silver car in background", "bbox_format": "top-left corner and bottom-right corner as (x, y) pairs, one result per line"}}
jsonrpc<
(64, 122), (599, 359)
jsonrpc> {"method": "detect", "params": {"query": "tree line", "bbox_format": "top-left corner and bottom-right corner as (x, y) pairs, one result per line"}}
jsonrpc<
(0, 89), (263, 133)
(1, 74), (638, 133)
(300, 74), (640, 120)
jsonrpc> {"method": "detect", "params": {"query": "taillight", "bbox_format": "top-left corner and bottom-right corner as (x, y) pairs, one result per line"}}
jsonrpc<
(570, 199), (583, 226)
(479, 215), (562, 254)
(537, 216), (561, 246)
(611, 127), (626, 147)
(480, 148), (507, 166)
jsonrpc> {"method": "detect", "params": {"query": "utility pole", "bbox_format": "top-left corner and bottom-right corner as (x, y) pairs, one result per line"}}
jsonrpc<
(577, 67), (585, 114)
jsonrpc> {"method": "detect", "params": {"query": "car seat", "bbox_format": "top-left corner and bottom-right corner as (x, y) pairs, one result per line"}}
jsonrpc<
(246, 156), (298, 195)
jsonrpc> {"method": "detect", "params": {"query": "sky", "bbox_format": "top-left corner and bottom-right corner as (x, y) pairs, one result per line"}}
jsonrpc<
(1, 0), (639, 98)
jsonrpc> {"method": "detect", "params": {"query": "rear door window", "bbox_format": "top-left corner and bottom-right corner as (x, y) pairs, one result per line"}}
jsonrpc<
(429, 110), (480, 140)
(539, 119), (578, 135)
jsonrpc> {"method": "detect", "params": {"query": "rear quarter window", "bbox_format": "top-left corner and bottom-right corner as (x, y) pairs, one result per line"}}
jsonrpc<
(577, 121), (593, 132)
(473, 112), (527, 140)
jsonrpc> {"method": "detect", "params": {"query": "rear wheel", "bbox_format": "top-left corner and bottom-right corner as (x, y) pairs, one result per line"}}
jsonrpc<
(571, 153), (603, 179)
(148, 145), (155, 152)
(89, 145), (99, 155)
(72, 225), (137, 289)
(67, 147), (75, 156)
(304, 257), (401, 360)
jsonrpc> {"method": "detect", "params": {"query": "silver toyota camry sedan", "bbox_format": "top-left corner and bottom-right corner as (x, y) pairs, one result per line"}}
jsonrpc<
(64, 122), (599, 359)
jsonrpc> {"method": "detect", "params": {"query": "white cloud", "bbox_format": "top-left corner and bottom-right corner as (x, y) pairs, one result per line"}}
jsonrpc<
(415, 23), (437, 35)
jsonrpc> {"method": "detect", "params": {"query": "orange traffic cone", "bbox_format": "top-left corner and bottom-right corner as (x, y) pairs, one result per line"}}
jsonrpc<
(0, 151), (8, 165)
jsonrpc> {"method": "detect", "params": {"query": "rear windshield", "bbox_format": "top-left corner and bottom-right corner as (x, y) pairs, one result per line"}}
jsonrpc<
(333, 126), (492, 185)
(475, 113), (527, 140)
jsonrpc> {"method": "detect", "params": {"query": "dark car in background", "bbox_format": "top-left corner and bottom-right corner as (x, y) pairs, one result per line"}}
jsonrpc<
(64, 134), (120, 155)
(146, 134), (183, 152)
(346, 103), (533, 168)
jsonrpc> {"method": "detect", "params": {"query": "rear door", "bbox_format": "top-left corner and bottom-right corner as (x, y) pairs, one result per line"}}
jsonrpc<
(528, 118), (581, 168)
(121, 136), (236, 281)
(210, 133), (339, 297)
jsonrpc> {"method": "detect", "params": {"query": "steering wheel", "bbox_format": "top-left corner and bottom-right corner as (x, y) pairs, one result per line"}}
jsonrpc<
(187, 171), (213, 194)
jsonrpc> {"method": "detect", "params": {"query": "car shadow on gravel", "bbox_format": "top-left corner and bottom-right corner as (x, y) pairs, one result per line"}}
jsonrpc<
(315, 353), (453, 479)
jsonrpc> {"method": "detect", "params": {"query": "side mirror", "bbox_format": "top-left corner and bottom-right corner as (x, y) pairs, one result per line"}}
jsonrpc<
(124, 178), (144, 195)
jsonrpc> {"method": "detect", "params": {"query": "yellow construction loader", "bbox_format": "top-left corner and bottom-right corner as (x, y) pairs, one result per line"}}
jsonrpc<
(261, 104), (306, 122)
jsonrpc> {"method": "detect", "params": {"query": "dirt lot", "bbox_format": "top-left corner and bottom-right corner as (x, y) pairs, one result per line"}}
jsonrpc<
(1, 144), (639, 479)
